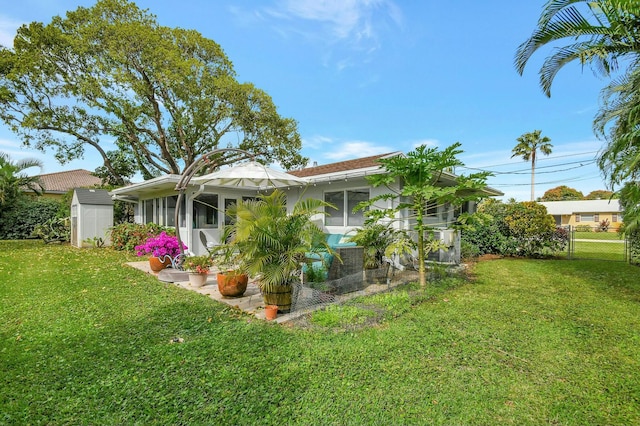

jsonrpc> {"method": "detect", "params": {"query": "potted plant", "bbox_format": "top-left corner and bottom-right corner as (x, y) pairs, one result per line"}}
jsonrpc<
(347, 222), (414, 283)
(226, 190), (335, 313)
(211, 240), (248, 298)
(135, 231), (187, 272)
(182, 254), (213, 287)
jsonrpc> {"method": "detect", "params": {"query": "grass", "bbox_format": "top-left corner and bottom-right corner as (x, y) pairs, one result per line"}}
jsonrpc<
(573, 240), (626, 261)
(575, 231), (622, 241)
(2, 240), (640, 424)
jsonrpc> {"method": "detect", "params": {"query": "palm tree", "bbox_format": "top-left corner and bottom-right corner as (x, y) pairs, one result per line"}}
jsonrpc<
(0, 152), (44, 206)
(515, 0), (640, 97)
(225, 189), (335, 312)
(594, 63), (640, 186)
(512, 130), (553, 201)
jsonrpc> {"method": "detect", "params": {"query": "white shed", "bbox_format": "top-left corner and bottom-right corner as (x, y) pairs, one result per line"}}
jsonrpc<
(71, 188), (114, 248)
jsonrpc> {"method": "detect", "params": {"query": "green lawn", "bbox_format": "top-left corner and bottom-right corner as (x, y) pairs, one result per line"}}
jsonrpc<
(2, 240), (640, 425)
(573, 240), (626, 261)
(575, 231), (622, 241)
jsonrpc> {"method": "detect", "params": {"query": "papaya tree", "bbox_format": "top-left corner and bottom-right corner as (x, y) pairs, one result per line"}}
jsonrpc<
(358, 143), (493, 286)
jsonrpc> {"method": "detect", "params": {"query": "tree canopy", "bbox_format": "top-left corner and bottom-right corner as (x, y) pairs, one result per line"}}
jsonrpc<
(585, 189), (615, 200)
(540, 185), (584, 201)
(0, 0), (306, 185)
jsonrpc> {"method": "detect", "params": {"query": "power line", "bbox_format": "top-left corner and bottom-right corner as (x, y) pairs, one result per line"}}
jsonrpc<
(462, 150), (599, 169)
(460, 159), (597, 175)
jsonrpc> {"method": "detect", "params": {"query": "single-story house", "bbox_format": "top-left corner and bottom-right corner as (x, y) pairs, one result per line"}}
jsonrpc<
(539, 199), (622, 231)
(28, 169), (102, 200)
(110, 152), (503, 258)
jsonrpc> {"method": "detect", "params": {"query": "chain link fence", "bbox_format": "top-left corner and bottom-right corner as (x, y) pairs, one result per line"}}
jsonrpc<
(564, 225), (628, 262)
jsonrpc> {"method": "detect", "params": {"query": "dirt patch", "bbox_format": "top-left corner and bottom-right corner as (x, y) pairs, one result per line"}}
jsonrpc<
(477, 254), (504, 261)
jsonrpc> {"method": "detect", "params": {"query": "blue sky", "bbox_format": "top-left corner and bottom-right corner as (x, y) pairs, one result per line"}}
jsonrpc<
(0, 0), (615, 201)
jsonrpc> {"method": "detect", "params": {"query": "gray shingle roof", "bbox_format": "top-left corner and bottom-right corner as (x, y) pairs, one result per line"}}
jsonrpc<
(540, 199), (621, 215)
(74, 188), (113, 205)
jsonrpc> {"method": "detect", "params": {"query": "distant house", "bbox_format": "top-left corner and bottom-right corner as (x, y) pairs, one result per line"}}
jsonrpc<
(30, 169), (102, 200)
(540, 199), (622, 231)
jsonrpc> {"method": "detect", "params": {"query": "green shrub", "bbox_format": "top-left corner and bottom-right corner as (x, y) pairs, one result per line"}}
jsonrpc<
(109, 222), (175, 252)
(0, 197), (62, 240)
(32, 217), (71, 243)
(462, 200), (566, 258)
(576, 224), (593, 232)
(460, 239), (480, 260)
(629, 229), (640, 265)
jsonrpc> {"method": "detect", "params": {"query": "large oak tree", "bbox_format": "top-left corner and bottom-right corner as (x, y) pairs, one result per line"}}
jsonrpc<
(0, 0), (306, 185)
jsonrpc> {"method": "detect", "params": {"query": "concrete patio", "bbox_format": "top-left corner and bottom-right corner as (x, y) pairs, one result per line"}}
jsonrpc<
(126, 261), (421, 324)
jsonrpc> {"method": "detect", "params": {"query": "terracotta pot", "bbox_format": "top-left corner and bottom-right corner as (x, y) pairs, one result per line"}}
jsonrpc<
(149, 256), (171, 272)
(188, 272), (208, 287)
(264, 304), (278, 321)
(217, 272), (248, 297)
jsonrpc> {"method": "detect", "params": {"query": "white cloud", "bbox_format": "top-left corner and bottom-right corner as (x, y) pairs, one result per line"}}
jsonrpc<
(0, 16), (21, 48)
(273, 0), (398, 41)
(259, 0), (402, 70)
(323, 140), (394, 161)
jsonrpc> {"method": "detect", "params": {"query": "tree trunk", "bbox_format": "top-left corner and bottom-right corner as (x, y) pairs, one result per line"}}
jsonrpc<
(530, 151), (536, 201)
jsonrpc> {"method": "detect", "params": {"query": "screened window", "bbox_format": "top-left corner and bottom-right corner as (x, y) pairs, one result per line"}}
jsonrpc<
(164, 196), (177, 227)
(225, 198), (237, 226)
(325, 190), (369, 226)
(144, 199), (154, 224)
(347, 190), (368, 226)
(325, 191), (345, 226)
(612, 214), (618, 223)
(194, 194), (219, 228)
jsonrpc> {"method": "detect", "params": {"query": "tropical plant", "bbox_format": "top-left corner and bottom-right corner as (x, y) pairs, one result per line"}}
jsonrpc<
(31, 217), (71, 243)
(595, 64), (640, 189)
(182, 255), (214, 274)
(134, 231), (186, 258)
(226, 189), (334, 292)
(0, 152), (44, 207)
(356, 143), (492, 286)
(347, 222), (414, 269)
(515, 0), (640, 97)
(512, 130), (553, 201)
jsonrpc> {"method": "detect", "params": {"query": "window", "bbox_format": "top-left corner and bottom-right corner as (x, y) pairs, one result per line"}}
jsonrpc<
(194, 194), (219, 228)
(144, 199), (154, 224)
(224, 198), (237, 226)
(325, 190), (369, 226)
(581, 214), (595, 222)
(164, 196), (177, 227)
(347, 190), (368, 226)
(426, 200), (438, 217)
(325, 191), (345, 226)
(613, 214), (618, 223)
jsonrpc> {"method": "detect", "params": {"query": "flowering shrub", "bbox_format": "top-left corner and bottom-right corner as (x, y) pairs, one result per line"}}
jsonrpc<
(134, 232), (186, 258)
(183, 255), (214, 274)
(110, 223), (174, 252)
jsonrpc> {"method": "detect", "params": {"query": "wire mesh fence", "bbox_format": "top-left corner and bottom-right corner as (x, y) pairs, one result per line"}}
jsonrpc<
(565, 225), (628, 262)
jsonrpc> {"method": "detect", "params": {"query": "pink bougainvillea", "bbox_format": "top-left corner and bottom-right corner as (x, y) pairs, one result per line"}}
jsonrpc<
(134, 232), (187, 258)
